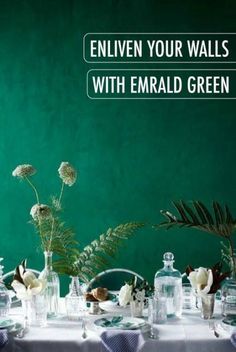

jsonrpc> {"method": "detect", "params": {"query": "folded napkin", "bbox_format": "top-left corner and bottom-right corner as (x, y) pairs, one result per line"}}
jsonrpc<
(100, 330), (145, 352)
(231, 332), (236, 348)
(0, 330), (8, 350)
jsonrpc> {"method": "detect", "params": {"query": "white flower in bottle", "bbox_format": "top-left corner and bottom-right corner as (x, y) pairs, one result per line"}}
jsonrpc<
(12, 271), (46, 300)
(188, 267), (213, 296)
(118, 283), (132, 306)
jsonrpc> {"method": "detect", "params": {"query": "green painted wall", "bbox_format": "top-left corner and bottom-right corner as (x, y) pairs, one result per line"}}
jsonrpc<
(0, 0), (236, 295)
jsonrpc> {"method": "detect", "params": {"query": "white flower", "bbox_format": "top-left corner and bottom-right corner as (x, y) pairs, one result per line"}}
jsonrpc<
(30, 204), (51, 221)
(12, 164), (36, 178)
(58, 162), (77, 186)
(12, 271), (46, 300)
(188, 267), (213, 296)
(12, 280), (30, 300)
(22, 271), (38, 288)
(133, 289), (145, 302)
(118, 283), (132, 306)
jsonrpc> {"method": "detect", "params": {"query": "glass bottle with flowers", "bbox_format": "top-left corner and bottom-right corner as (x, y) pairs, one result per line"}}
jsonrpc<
(155, 201), (236, 319)
(12, 162), (78, 317)
(12, 260), (47, 327)
(12, 163), (144, 320)
(186, 263), (229, 319)
(118, 277), (153, 317)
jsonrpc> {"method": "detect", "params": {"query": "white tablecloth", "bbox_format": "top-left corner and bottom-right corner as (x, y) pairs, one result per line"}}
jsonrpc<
(3, 302), (236, 352)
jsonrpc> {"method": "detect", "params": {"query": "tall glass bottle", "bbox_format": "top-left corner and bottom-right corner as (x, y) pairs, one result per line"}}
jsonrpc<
(221, 253), (236, 318)
(0, 258), (11, 317)
(154, 252), (182, 318)
(39, 251), (60, 317)
(65, 277), (86, 320)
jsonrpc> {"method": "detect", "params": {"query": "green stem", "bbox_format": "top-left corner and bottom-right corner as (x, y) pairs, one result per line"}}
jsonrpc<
(48, 216), (55, 252)
(38, 218), (45, 251)
(58, 181), (65, 207)
(25, 176), (40, 204)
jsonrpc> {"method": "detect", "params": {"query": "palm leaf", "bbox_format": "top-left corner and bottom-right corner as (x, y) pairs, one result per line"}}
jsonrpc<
(155, 200), (236, 238)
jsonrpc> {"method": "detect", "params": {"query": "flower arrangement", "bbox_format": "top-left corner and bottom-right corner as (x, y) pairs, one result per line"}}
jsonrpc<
(12, 162), (78, 253)
(118, 277), (153, 307)
(12, 260), (46, 300)
(186, 262), (229, 297)
(13, 162), (144, 282)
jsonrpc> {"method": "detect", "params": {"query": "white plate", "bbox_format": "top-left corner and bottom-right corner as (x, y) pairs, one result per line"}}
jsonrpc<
(0, 319), (15, 330)
(99, 300), (128, 312)
(94, 315), (146, 330)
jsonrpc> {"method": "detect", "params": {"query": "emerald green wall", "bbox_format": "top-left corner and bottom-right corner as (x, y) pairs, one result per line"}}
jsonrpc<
(1, 0), (236, 295)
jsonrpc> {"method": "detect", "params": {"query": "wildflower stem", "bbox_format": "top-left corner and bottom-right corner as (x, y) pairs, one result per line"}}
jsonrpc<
(58, 181), (65, 207)
(38, 218), (45, 251)
(25, 176), (40, 204)
(48, 216), (55, 252)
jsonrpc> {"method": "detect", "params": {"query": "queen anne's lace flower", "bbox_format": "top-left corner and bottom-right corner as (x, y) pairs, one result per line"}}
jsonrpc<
(12, 164), (36, 178)
(30, 204), (51, 221)
(58, 162), (77, 186)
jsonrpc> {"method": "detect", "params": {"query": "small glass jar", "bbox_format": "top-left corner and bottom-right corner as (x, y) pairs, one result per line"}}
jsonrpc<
(201, 293), (215, 319)
(65, 277), (86, 320)
(130, 300), (144, 317)
(22, 293), (47, 327)
(148, 296), (167, 324)
(182, 283), (195, 310)
(221, 253), (236, 318)
(0, 258), (11, 317)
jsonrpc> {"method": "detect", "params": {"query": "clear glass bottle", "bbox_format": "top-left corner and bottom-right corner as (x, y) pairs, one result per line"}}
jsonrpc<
(0, 258), (11, 317)
(221, 253), (236, 318)
(154, 252), (182, 318)
(65, 277), (86, 320)
(39, 251), (60, 317)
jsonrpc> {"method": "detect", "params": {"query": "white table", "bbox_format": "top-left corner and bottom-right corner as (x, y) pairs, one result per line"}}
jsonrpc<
(3, 302), (236, 352)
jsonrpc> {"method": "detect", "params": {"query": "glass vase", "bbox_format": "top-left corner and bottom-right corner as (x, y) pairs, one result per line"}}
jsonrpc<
(0, 258), (11, 317)
(222, 254), (236, 318)
(21, 299), (31, 329)
(39, 251), (60, 318)
(130, 300), (144, 317)
(21, 294), (47, 327)
(65, 276), (86, 320)
(200, 293), (215, 319)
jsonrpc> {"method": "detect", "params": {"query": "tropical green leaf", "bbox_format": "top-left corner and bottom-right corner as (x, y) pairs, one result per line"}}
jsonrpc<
(155, 200), (236, 239)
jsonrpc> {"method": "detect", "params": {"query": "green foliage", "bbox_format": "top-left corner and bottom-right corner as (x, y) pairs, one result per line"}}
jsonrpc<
(54, 222), (144, 282)
(155, 200), (236, 238)
(31, 199), (80, 276)
(221, 241), (233, 270)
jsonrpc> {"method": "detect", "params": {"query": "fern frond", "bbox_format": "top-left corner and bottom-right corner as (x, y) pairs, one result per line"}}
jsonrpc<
(75, 222), (144, 282)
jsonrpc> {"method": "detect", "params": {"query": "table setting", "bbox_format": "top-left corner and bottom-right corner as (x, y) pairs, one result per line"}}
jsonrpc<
(1, 164), (236, 351)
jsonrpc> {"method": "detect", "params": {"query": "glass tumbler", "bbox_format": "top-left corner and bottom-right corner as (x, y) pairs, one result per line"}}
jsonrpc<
(148, 296), (167, 325)
(182, 283), (194, 309)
